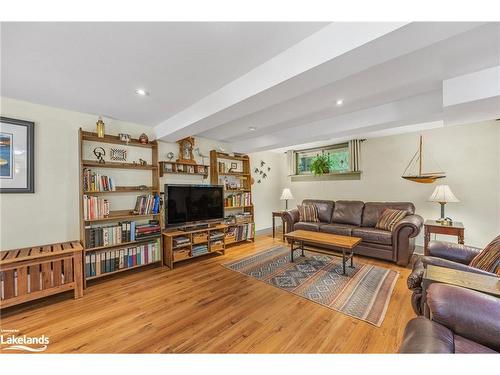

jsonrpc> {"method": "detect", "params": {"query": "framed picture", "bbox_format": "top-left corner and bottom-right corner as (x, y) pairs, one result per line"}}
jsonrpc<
(0, 117), (35, 193)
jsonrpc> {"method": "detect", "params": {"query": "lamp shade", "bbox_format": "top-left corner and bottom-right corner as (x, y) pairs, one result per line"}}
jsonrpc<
(280, 188), (293, 200)
(428, 185), (459, 203)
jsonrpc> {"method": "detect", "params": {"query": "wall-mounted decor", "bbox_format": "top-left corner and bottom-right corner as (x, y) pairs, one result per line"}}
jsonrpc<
(166, 151), (174, 161)
(110, 148), (127, 161)
(176, 136), (196, 164)
(402, 135), (446, 183)
(0, 117), (35, 193)
(253, 160), (271, 184)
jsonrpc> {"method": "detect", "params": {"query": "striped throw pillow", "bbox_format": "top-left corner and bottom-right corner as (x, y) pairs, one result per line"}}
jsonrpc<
(469, 235), (500, 275)
(297, 204), (319, 222)
(375, 208), (407, 231)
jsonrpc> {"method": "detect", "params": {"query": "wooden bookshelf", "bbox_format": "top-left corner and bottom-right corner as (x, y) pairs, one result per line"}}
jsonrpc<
(210, 150), (255, 246)
(78, 128), (163, 286)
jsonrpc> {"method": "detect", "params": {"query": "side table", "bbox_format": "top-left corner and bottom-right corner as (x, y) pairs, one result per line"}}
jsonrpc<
(424, 219), (464, 255)
(272, 211), (287, 242)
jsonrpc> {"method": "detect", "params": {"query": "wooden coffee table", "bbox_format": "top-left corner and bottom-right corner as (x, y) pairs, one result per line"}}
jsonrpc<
(285, 230), (362, 275)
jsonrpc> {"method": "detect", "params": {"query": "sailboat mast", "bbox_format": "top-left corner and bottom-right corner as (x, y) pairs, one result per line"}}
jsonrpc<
(419, 135), (423, 176)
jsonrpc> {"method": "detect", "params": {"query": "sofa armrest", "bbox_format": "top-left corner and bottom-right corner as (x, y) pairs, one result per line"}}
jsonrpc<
(393, 214), (423, 238)
(392, 214), (423, 266)
(428, 240), (481, 265)
(427, 283), (500, 352)
(282, 208), (300, 234)
(399, 316), (455, 353)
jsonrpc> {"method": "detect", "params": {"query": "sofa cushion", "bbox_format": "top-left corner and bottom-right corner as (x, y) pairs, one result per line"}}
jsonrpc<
(320, 223), (357, 236)
(294, 221), (323, 232)
(352, 227), (392, 245)
(302, 199), (334, 223)
(297, 204), (319, 222)
(469, 235), (500, 275)
(375, 208), (407, 231)
(454, 335), (497, 354)
(332, 200), (364, 226)
(362, 202), (415, 228)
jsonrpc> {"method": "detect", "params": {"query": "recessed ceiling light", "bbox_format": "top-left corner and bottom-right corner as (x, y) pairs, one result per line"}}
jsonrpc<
(135, 89), (150, 96)
(336, 99), (344, 106)
(249, 126), (256, 131)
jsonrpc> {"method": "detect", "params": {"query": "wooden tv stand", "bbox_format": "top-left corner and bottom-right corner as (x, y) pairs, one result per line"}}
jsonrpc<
(162, 222), (254, 268)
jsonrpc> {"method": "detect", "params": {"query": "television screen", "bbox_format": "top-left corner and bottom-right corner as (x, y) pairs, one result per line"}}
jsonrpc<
(165, 184), (224, 227)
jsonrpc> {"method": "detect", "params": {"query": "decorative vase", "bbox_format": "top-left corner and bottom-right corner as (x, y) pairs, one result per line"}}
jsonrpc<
(96, 116), (105, 138)
(139, 133), (149, 144)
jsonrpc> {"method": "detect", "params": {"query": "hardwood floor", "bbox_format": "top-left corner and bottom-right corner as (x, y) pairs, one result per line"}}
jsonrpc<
(0, 233), (417, 353)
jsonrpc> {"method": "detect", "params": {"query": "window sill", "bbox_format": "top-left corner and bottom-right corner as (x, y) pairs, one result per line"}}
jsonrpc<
(290, 171), (362, 182)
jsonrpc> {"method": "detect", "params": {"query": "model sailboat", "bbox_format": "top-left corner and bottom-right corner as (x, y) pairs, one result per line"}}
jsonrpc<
(402, 135), (446, 183)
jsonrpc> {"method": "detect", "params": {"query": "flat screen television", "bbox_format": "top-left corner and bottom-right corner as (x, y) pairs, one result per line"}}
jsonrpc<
(165, 184), (224, 227)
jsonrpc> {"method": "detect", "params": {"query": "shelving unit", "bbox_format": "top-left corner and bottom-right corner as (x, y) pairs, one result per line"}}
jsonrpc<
(210, 150), (255, 246)
(163, 224), (236, 268)
(78, 128), (163, 286)
(159, 161), (209, 178)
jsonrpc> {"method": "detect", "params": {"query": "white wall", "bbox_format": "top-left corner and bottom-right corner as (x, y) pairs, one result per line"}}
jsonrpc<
(0, 97), (231, 250)
(278, 121), (500, 249)
(249, 151), (284, 231)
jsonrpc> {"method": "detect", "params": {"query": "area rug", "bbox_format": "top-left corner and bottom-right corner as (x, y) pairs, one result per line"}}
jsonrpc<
(223, 246), (399, 327)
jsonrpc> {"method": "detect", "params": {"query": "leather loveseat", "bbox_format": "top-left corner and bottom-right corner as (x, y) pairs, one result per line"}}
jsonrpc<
(283, 199), (423, 266)
(399, 283), (500, 353)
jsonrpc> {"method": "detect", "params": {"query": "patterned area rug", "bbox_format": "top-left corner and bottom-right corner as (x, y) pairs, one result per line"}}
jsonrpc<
(223, 246), (399, 327)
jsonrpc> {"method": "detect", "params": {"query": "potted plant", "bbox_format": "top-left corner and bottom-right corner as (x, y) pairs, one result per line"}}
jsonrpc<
(310, 153), (330, 176)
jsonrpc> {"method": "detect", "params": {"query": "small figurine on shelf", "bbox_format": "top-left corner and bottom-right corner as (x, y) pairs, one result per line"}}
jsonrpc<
(93, 147), (106, 164)
(139, 158), (147, 166)
(139, 133), (149, 144)
(96, 116), (105, 138)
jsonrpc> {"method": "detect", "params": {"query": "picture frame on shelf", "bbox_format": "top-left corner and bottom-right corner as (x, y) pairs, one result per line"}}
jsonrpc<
(0, 117), (35, 193)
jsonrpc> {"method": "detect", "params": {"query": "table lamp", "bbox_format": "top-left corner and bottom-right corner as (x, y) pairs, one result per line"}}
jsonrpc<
(280, 188), (294, 210)
(428, 185), (459, 224)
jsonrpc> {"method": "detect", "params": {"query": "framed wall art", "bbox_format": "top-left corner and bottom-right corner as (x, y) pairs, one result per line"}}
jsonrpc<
(0, 117), (35, 193)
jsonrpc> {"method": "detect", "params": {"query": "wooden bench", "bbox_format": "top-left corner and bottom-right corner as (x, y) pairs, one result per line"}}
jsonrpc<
(0, 241), (84, 309)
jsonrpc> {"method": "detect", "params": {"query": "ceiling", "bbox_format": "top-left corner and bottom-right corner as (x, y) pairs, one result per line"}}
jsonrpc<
(1, 22), (327, 124)
(2, 22), (499, 152)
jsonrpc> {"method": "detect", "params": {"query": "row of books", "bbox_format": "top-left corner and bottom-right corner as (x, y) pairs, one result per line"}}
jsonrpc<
(173, 236), (190, 248)
(224, 192), (251, 207)
(84, 240), (161, 278)
(83, 195), (110, 220)
(84, 221), (161, 248)
(226, 222), (254, 242)
(217, 162), (241, 174)
(134, 194), (161, 215)
(83, 168), (115, 192)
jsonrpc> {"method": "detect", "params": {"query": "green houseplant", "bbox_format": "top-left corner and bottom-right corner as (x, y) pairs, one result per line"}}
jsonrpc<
(310, 153), (330, 175)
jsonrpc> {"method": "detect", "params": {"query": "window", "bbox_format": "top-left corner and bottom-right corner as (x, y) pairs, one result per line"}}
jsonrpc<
(295, 143), (350, 175)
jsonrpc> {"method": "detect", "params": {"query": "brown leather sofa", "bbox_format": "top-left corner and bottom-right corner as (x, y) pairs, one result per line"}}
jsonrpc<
(407, 240), (498, 315)
(399, 283), (500, 353)
(283, 199), (423, 266)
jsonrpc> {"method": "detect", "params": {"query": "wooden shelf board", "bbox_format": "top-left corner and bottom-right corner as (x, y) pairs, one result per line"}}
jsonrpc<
(85, 235), (161, 252)
(225, 205), (253, 210)
(215, 153), (249, 161)
(224, 189), (251, 193)
(82, 160), (157, 170)
(84, 210), (159, 223)
(218, 172), (250, 176)
(84, 186), (157, 194)
(86, 260), (162, 280)
(81, 131), (157, 149)
(162, 170), (208, 176)
(173, 249), (223, 263)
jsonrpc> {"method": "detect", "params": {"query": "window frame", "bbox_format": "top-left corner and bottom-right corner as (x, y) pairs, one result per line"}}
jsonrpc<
(295, 142), (349, 176)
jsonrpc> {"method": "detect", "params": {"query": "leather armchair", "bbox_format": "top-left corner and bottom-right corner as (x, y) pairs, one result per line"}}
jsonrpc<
(408, 240), (497, 315)
(392, 214), (423, 266)
(399, 283), (500, 353)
